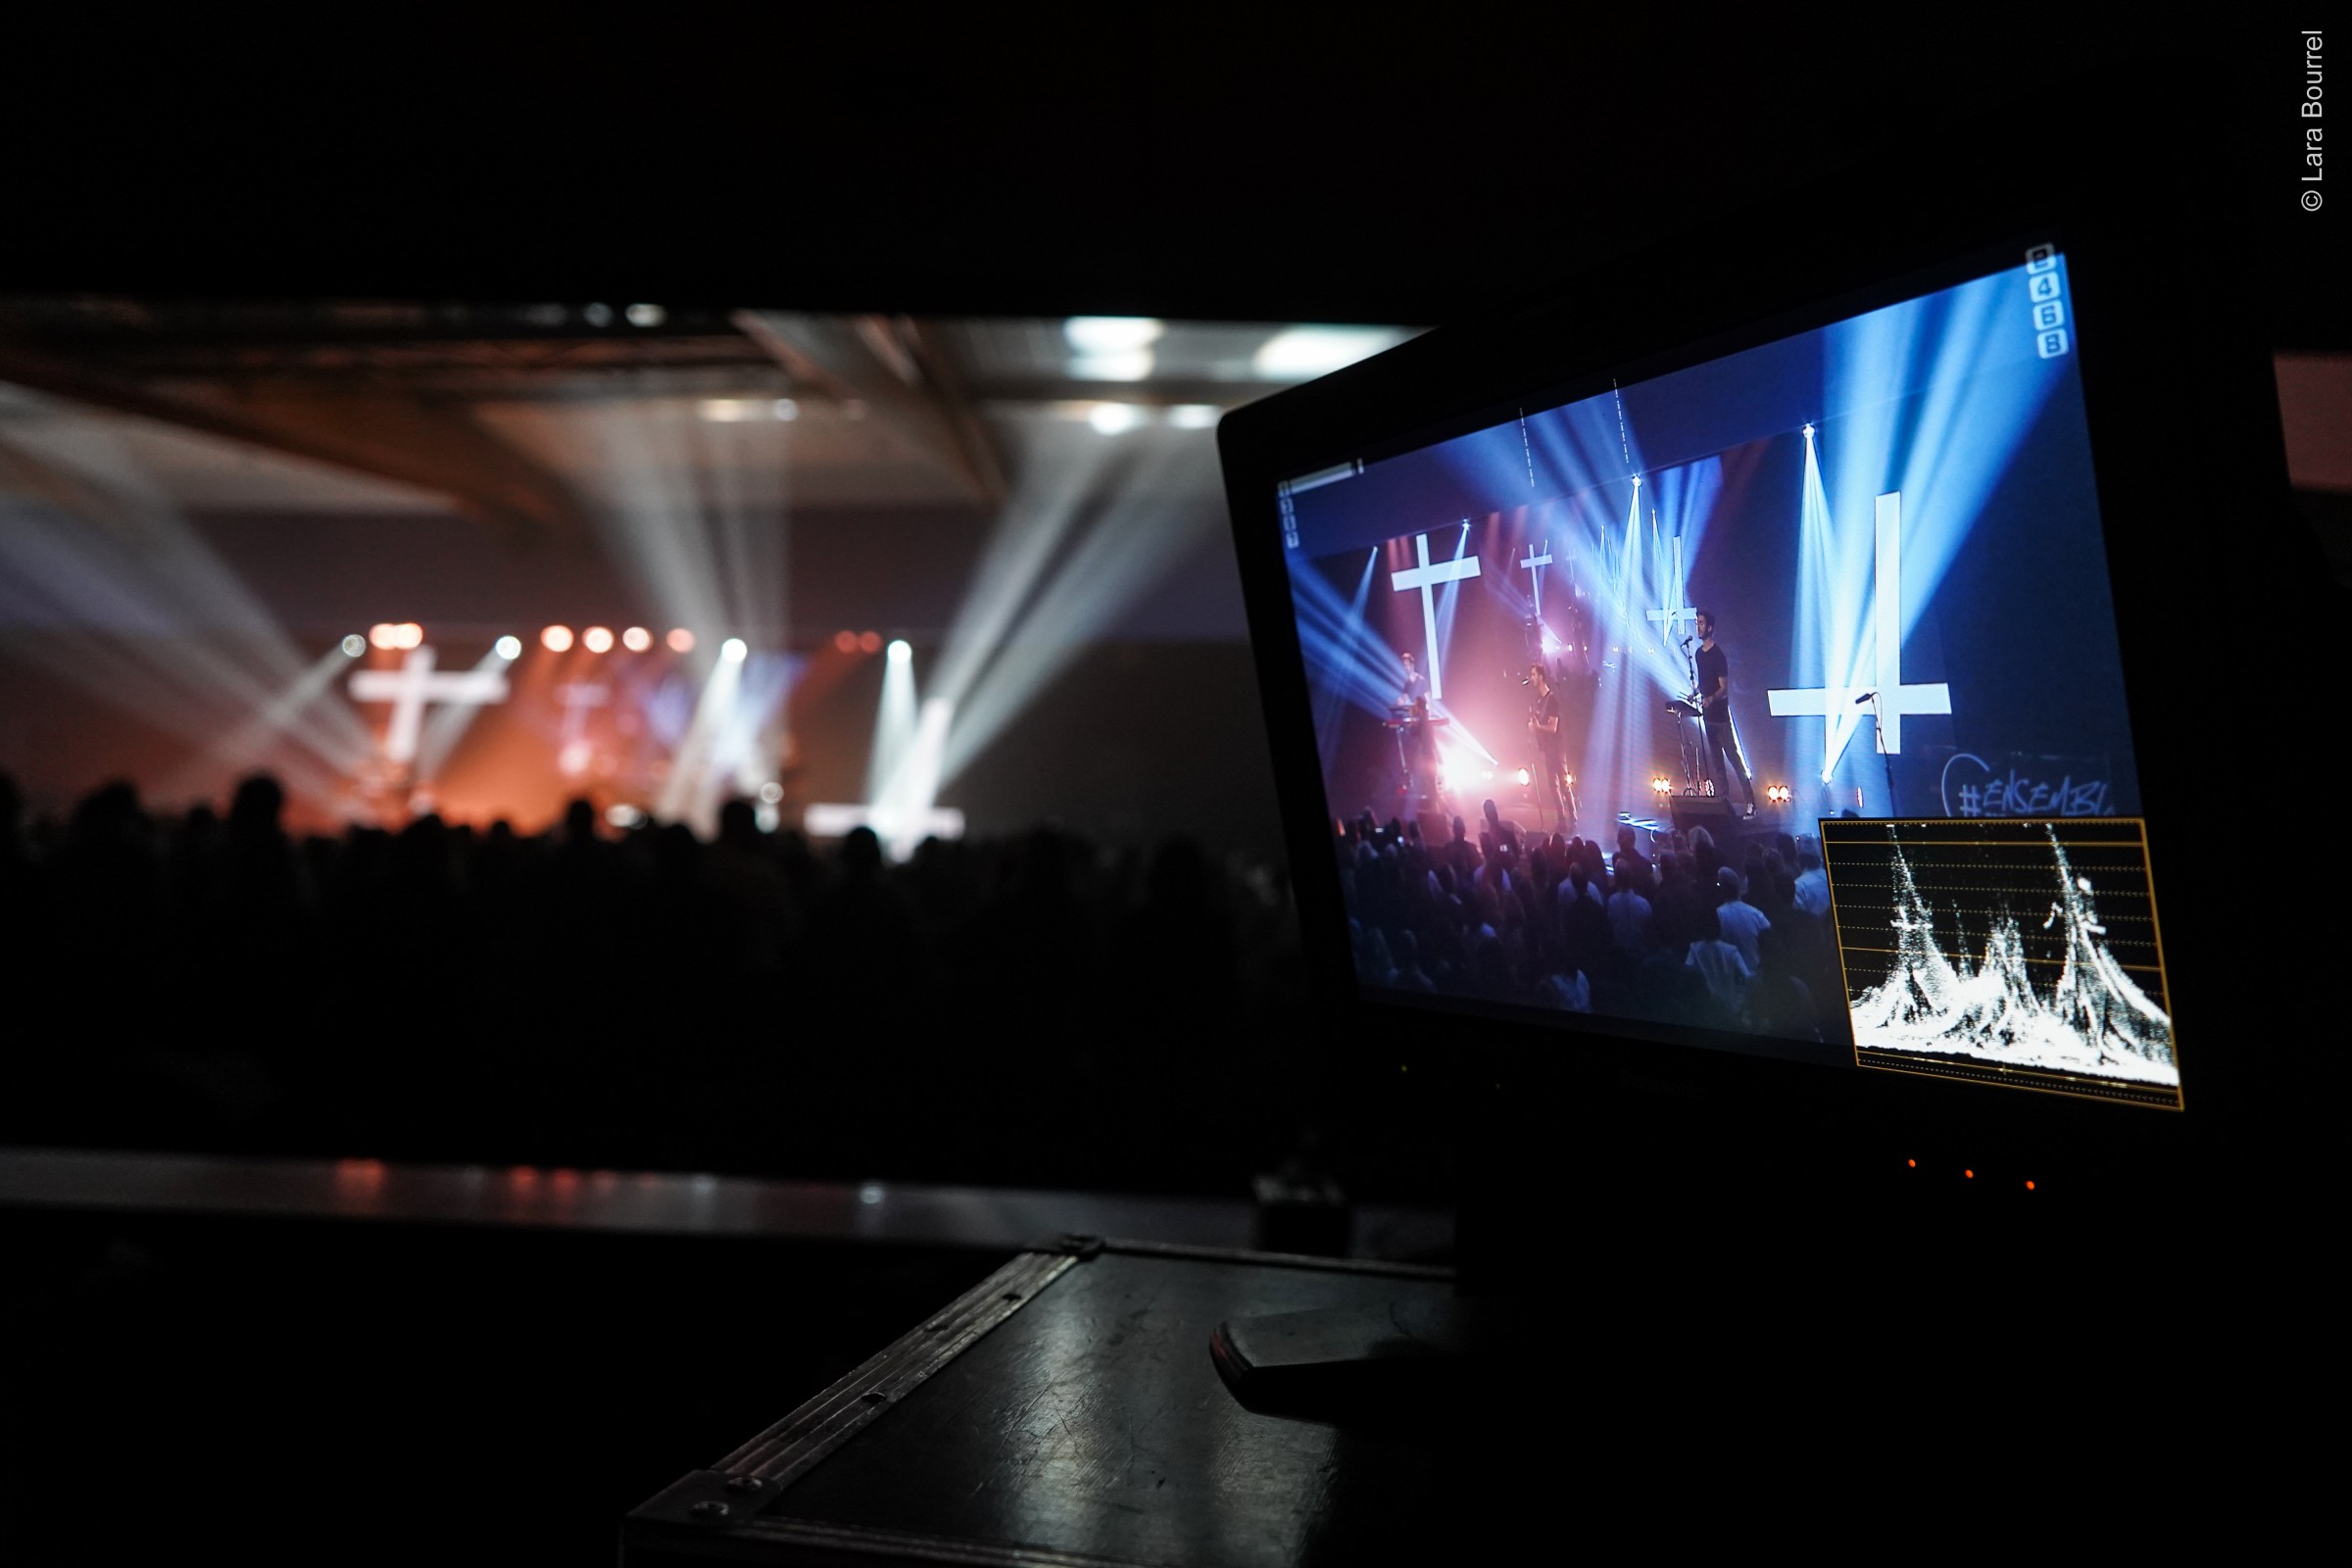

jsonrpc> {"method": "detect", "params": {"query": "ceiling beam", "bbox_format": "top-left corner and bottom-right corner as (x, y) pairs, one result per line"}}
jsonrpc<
(0, 340), (590, 541)
(733, 311), (1006, 509)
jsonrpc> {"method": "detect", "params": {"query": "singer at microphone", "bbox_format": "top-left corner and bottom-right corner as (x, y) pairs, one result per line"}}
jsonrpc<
(1692, 609), (1758, 815)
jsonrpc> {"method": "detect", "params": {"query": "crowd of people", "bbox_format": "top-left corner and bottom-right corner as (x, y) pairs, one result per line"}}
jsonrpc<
(1337, 800), (1852, 1063)
(0, 772), (1352, 1193)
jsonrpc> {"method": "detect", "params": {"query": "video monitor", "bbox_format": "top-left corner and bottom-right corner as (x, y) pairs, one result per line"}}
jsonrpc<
(1242, 238), (2185, 1112)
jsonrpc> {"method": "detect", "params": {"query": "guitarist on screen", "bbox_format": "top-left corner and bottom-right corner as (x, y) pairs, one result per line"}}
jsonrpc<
(1691, 610), (1757, 817)
(1526, 662), (1574, 831)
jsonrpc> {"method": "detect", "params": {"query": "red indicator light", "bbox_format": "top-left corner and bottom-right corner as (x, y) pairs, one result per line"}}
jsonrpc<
(1906, 1158), (1916, 1168)
(1964, 1169), (1975, 1179)
(2025, 1180), (2035, 1191)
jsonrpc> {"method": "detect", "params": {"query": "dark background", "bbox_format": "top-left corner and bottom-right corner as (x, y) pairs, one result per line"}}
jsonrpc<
(2, 18), (2341, 1564)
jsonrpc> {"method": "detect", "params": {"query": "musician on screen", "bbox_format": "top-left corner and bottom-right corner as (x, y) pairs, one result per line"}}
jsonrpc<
(1526, 663), (1574, 831)
(1691, 610), (1757, 817)
(1398, 651), (1429, 708)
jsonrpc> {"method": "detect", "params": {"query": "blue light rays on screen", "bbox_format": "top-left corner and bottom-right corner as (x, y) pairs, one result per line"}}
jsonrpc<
(1301, 549), (1383, 778)
(1293, 548), (1414, 752)
(1801, 266), (2061, 786)
(1283, 252), (2083, 827)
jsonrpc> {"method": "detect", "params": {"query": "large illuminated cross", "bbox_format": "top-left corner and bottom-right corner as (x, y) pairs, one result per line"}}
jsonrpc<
(1391, 530), (1482, 701)
(350, 647), (510, 765)
(1519, 540), (1551, 616)
(1643, 531), (1697, 648)
(1767, 490), (1950, 778)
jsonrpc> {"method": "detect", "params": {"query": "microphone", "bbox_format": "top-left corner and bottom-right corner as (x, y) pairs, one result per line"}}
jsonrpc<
(1853, 691), (1877, 706)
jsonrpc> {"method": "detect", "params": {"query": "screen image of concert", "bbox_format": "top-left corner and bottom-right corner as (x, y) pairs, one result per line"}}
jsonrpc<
(1280, 244), (2161, 1073)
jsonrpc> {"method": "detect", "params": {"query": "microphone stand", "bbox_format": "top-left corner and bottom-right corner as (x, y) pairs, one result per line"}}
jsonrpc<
(1679, 638), (1703, 793)
(1865, 691), (1895, 814)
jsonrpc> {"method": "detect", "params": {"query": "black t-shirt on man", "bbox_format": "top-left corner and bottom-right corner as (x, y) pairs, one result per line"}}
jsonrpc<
(1694, 643), (1729, 721)
(1534, 689), (1563, 756)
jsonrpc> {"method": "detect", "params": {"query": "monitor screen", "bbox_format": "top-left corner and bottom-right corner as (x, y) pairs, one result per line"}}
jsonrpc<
(1266, 239), (2183, 1111)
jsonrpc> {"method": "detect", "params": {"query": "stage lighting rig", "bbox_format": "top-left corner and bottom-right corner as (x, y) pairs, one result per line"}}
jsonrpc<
(583, 626), (614, 653)
(542, 625), (574, 653)
(622, 626), (652, 653)
(666, 629), (695, 654)
(341, 635), (367, 657)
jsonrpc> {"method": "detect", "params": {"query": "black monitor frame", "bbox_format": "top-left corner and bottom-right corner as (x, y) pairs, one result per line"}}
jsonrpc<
(1217, 110), (2328, 1224)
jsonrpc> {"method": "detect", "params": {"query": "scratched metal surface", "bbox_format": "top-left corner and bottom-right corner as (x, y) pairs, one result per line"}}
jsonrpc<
(763, 1250), (1467, 1568)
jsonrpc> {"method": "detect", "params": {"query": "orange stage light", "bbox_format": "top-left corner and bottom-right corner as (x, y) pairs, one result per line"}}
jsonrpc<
(621, 626), (652, 652)
(834, 630), (858, 653)
(858, 631), (883, 654)
(542, 625), (575, 653)
(666, 628), (695, 653)
(583, 625), (614, 653)
(368, 623), (401, 650)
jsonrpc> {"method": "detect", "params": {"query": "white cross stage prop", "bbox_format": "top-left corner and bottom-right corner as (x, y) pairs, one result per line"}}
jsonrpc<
(349, 647), (511, 765)
(1519, 541), (1552, 616)
(554, 682), (610, 776)
(1643, 531), (1697, 649)
(1391, 531), (1482, 701)
(804, 803), (965, 841)
(1767, 490), (1951, 778)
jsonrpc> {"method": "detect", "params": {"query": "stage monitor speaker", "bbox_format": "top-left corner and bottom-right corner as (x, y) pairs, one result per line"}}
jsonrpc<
(1668, 795), (1740, 835)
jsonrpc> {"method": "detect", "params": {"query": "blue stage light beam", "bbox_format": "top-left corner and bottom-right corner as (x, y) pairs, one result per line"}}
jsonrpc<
(158, 640), (371, 807)
(558, 398), (792, 791)
(0, 410), (373, 808)
(870, 695), (956, 861)
(1795, 265), (2066, 794)
(1307, 549), (1381, 777)
(925, 415), (1116, 718)
(413, 643), (523, 785)
(937, 423), (1221, 787)
(866, 637), (918, 805)
(715, 651), (795, 798)
(654, 640), (746, 834)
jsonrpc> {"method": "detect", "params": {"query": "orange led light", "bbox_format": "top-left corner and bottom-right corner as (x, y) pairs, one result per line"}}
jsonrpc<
(2024, 1180), (2035, 1191)
(1964, 1169), (1975, 1179)
(1906, 1158), (1916, 1168)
